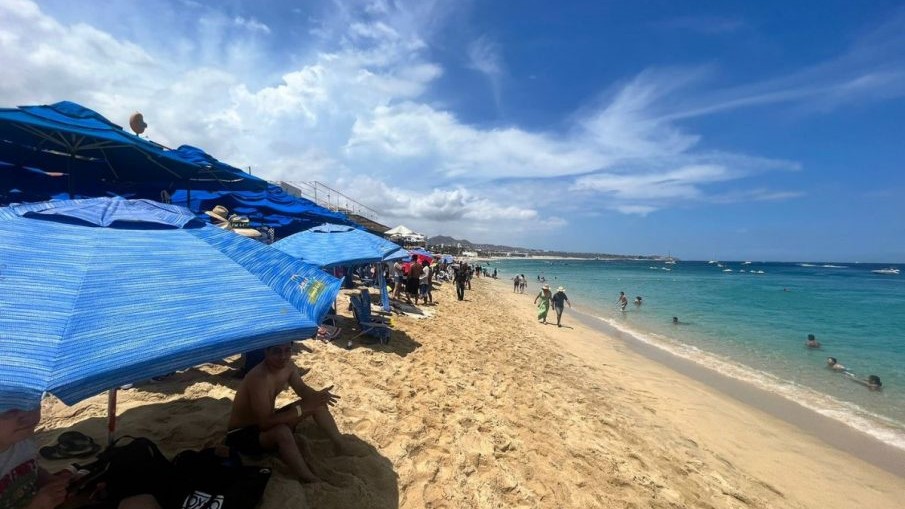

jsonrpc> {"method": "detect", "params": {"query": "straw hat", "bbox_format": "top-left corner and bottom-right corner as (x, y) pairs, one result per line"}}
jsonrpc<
(204, 205), (229, 223)
(557, 286), (565, 292)
(542, 284), (550, 290)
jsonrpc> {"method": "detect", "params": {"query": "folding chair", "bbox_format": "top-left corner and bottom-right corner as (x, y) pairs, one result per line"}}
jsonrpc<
(349, 294), (391, 344)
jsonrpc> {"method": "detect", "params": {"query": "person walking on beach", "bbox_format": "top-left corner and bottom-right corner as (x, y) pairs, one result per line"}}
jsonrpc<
(520, 274), (527, 293)
(535, 284), (553, 324)
(513, 274), (520, 293)
(552, 286), (571, 327)
(227, 343), (352, 484)
(454, 263), (468, 300)
(617, 291), (628, 311)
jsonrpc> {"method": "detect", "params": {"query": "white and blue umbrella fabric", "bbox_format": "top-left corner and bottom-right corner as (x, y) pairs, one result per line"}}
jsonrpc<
(383, 248), (411, 262)
(0, 197), (342, 412)
(272, 223), (404, 268)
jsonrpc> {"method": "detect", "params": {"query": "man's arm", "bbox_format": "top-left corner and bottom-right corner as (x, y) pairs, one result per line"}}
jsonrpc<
(246, 372), (302, 430)
(289, 369), (340, 410)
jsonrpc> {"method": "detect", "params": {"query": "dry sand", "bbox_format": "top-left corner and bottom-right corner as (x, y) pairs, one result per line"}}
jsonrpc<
(37, 277), (905, 508)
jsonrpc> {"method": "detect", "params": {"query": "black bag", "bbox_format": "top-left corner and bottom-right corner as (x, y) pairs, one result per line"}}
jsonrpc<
(70, 436), (176, 503)
(172, 448), (271, 509)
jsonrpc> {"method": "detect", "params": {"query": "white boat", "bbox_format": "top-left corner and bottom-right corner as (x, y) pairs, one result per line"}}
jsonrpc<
(722, 268), (733, 272)
(708, 260), (717, 264)
(742, 261), (752, 265)
(871, 268), (900, 275)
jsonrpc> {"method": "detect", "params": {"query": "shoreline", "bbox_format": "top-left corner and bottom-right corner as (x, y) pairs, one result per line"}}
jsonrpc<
(568, 305), (905, 477)
(487, 274), (905, 477)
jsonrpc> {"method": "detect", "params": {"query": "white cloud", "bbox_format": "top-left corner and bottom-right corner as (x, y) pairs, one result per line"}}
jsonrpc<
(233, 16), (271, 34)
(1, 0), (896, 242)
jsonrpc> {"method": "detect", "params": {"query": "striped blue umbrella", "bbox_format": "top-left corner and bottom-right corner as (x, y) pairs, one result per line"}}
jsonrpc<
(0, 197), (341, 412)
(272, 223), (404, 268)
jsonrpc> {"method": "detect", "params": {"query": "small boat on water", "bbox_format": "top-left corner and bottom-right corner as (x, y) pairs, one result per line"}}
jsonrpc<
(871, 268), (900, 275)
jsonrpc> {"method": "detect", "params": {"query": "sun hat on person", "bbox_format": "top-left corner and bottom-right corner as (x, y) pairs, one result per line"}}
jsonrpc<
(557, 286), (565, 292)
(542, 284), (550, 290)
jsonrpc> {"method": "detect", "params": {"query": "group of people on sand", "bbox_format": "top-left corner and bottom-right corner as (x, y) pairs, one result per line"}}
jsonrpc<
(512, 274), (528, 293)
(534, 284), (571, 327)
(806, 334), (882, 390)
(391, 255), (433, 305)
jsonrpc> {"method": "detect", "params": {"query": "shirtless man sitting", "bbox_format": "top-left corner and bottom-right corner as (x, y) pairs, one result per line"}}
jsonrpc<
(226, 343), (350, 483)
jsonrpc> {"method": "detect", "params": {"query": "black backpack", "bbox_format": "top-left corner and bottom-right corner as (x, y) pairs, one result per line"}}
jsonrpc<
(70, 436), (176, 503)
(172, 448), (271, 509)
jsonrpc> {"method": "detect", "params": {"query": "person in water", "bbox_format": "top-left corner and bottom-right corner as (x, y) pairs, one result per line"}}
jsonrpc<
(805, 334), (821, 348)
(617, 291), (628, 311)
(672, 316), (680, 324)
(846, 373), (882, 391)
(826, 357), (846, 371)
(634, 296), (642, 306)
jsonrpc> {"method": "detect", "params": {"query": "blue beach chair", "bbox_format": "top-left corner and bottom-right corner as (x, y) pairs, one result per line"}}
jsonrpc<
(349, 294), (391, 344)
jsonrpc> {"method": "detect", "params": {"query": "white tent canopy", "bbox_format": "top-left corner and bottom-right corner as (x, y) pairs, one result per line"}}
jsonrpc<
(385, 225), (416, 236)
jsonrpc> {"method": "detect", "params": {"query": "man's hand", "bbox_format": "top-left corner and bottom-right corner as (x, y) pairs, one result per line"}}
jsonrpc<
(27, 471), (70, 509)
(296, 385), (340, 412)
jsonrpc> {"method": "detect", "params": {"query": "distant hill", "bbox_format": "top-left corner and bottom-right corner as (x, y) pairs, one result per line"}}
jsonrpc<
(425, 235), (659, 260)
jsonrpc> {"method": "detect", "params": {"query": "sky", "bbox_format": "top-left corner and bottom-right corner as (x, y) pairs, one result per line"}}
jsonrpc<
(2, 0), (904, 262)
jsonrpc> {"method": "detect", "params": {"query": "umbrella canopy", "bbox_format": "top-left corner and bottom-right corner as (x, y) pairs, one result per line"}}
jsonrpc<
(0, 197), (341, 411)
(171, 184), (353, 239)
(0, 101), (264, 202)
(383, 247), (411, 262)
(272, 223), (404, 268)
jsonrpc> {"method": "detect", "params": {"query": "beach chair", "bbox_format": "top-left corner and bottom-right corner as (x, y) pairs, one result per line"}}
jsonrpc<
(360, 289), (392, 320)
(349, 294), (391, 344)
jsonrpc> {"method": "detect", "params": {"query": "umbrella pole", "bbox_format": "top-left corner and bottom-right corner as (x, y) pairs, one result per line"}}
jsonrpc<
(106, 388), (117, 445)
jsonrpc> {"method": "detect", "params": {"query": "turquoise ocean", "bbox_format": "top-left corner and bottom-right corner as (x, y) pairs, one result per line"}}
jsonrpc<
(489, 259), (905, 450)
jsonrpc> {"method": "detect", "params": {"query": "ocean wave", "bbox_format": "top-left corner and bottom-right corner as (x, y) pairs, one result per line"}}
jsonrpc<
(594, 316), (905, 452)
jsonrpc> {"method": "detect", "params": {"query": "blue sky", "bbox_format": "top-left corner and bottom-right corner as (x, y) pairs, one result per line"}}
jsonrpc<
(2, 1), (904, 262)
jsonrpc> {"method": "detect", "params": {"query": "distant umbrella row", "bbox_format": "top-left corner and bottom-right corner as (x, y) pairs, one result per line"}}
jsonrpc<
(0, 196), (437, 414)
(0, 100), (440, 416)
(0, 100), (350, 237)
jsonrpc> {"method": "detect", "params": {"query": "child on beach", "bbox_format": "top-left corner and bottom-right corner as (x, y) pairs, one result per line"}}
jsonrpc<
(0, 407), (162, 509)
(227, 343), (351, 484)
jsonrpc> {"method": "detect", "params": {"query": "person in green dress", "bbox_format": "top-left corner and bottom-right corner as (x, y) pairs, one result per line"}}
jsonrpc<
(534, 284), (552, 323)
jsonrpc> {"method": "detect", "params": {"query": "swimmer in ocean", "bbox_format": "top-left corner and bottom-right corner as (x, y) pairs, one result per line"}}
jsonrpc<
(826, 357), (846, 371)
(845, 373), (882, 391)
(805, 334), (821, 348)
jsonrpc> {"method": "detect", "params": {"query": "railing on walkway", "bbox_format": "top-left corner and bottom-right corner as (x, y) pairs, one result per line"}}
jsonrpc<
(276, 181), (380, 222)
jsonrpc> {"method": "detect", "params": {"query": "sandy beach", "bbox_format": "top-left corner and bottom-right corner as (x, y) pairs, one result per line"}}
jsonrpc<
(36, 276), (905, 508)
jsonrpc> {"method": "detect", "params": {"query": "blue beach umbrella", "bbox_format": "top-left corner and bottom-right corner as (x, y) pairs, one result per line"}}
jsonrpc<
(0, 197), (341, 414)
(272, 223), (404, 268)
(0, 101), (263, 204)
(273, 224), (405, 311)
